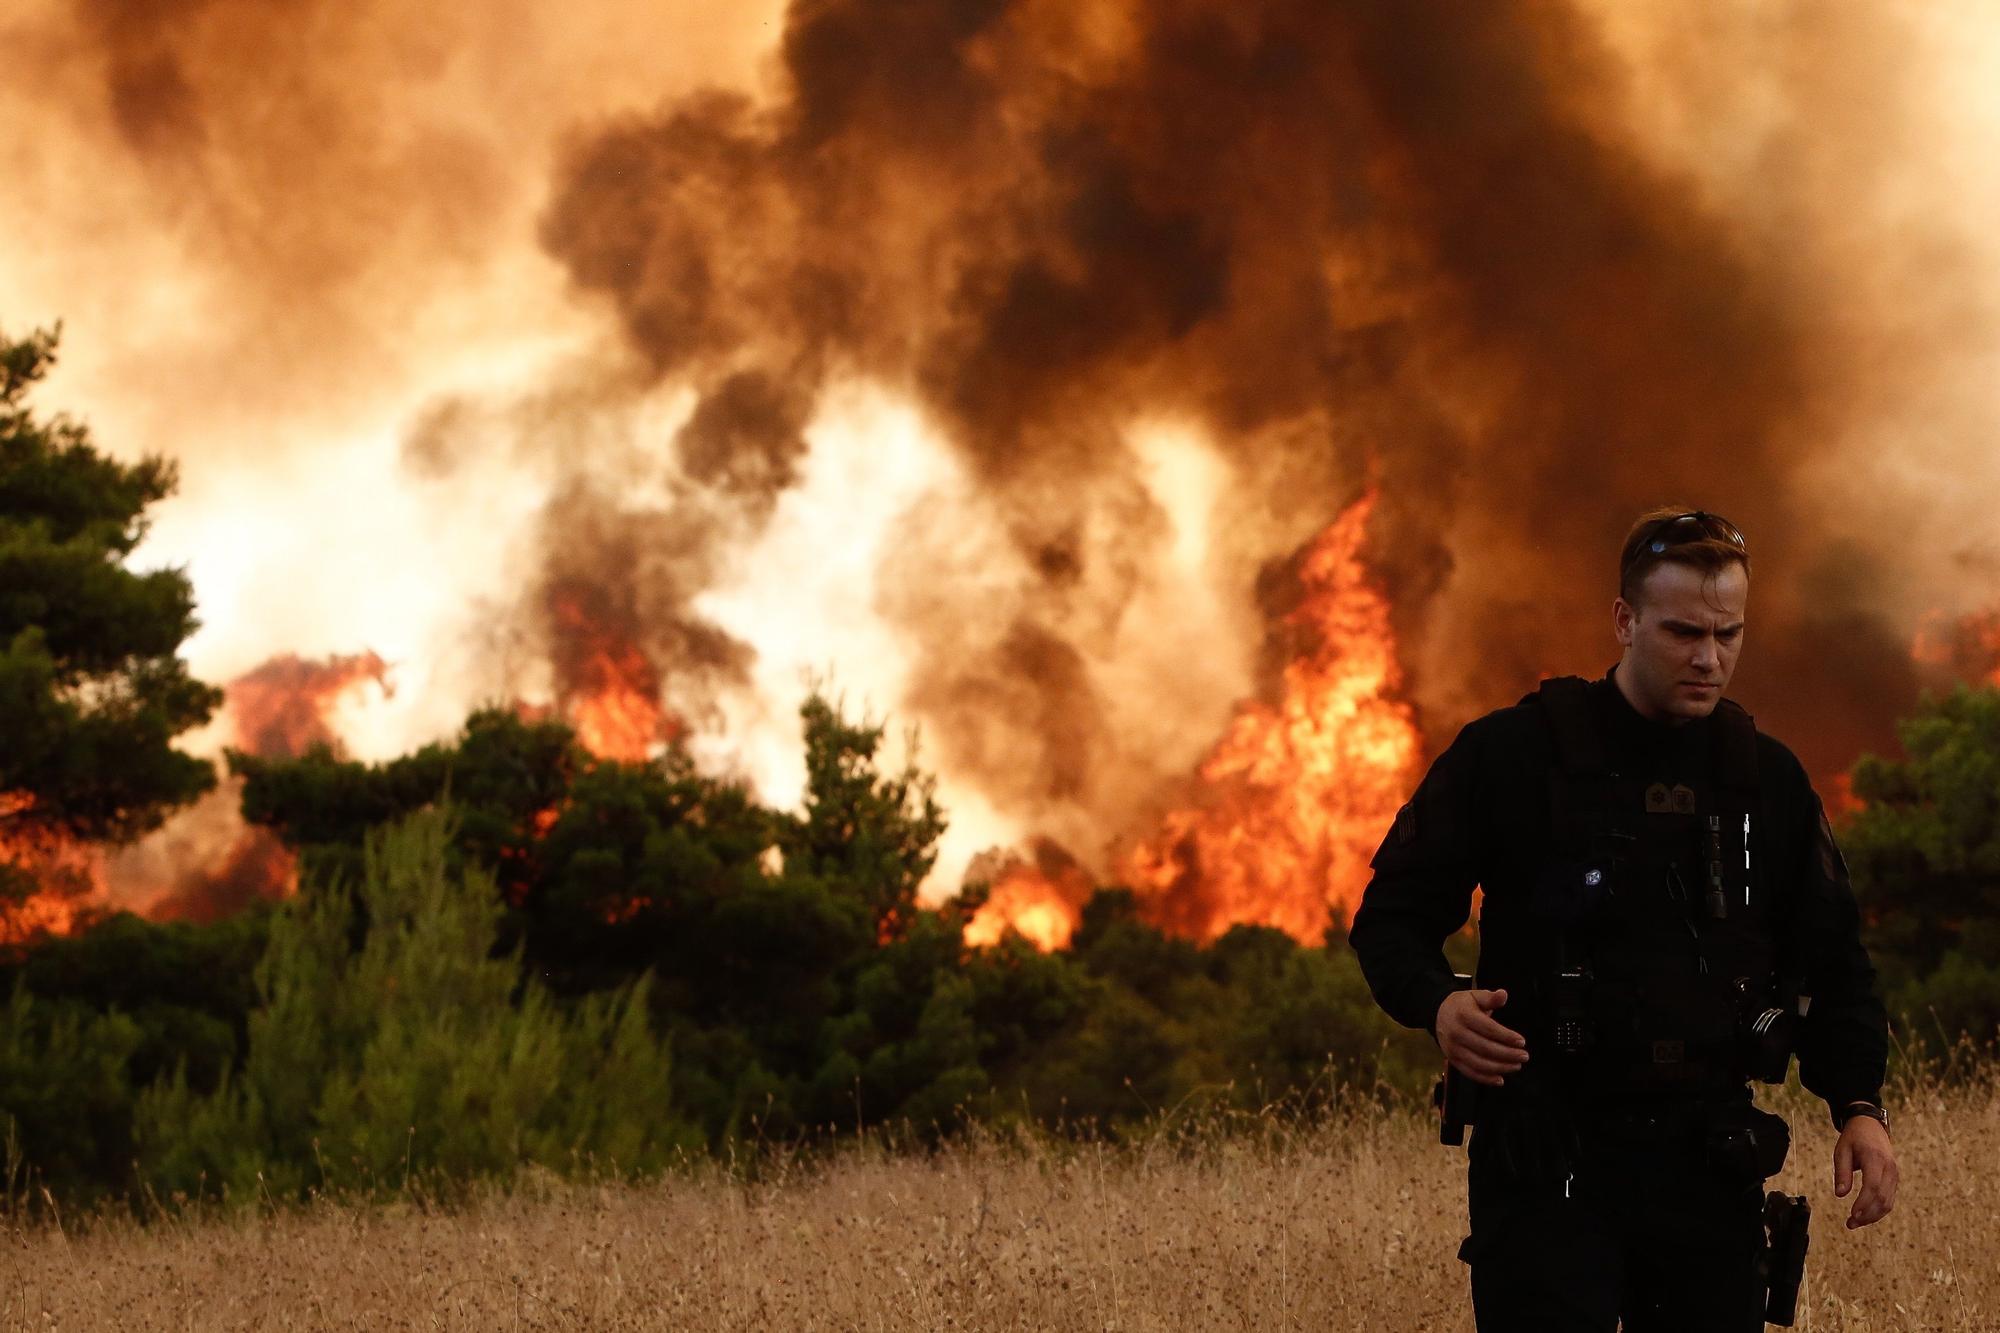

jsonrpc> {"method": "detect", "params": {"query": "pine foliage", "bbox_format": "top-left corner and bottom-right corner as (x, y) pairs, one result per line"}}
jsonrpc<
(0, 326), (219, 862)
(1845, 684), (2000, 1042)
(138, 809), (695, 1200)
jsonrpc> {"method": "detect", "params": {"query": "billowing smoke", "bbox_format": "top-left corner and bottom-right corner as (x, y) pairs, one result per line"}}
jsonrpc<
(535, 0), (1918, 835)
(536, 480), (756, 752)
(7, 0), (2000, 929)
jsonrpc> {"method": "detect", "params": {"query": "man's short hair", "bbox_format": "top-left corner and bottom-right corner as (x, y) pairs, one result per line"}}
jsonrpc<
(1618, 507), (1751, 608)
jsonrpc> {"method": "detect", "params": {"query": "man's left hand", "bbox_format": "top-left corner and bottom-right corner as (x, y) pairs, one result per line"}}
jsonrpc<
(1832, 1115), (1898, 1229)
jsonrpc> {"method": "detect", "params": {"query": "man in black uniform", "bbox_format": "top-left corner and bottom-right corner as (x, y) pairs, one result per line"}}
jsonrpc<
(1350, 509), (1898, 1331)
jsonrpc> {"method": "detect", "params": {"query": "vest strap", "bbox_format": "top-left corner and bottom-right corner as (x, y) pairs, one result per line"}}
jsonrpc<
(1710, 697), (1758, 794)
(1524, 675), (1781, 1093)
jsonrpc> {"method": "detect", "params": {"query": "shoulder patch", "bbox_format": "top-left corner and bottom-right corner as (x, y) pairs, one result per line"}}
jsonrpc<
(1390, 801), (1419, 846)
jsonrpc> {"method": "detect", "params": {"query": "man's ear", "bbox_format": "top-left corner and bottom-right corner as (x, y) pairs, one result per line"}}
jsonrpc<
(1613, 597), (1636, 648)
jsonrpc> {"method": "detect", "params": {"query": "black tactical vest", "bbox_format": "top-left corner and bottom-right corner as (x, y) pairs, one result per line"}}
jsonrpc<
(1522, 677), (1792, 1100)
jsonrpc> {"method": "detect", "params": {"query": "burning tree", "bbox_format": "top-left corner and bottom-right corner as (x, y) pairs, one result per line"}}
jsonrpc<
(0, 327), (221, 938)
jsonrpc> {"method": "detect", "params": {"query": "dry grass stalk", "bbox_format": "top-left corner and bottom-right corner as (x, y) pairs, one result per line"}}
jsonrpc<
(0, 1070), (1984, 1331)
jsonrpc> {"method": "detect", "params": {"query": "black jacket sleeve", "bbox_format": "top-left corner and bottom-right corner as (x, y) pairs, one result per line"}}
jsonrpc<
(1788, 786), (1890, 1126)
(1349, 723), (1485, 1035)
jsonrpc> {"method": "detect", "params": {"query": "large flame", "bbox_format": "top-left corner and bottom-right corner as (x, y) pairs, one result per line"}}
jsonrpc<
(967, 491), (1420, 949)
(1122, 491), (1419, 943)
(548, 587), (682, 764)
(963, 840), (1095, 952)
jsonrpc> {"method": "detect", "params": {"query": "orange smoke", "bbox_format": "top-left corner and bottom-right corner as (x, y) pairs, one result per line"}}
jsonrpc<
(967, 492), (1420, 950)
(0, 651), (396, 946)
(11, 0), (2000, 966)
(1913, 609), (2000, 690)
(228, 652), (393, 759)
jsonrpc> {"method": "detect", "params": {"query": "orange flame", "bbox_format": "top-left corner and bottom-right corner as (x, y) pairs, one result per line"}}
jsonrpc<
(0, 652), (394, 945)
(227, 652), (392, 758)
(0, 802), (109, 947)
(1825, 771), (1864, 821)
(1913, 608), (2000, 689)
(964, 491), (1421, 951)
(572, 674), (674, 762)
(1118, 490), (1419, 943)
(963, 841), (1094, 952)
(548, 591), (682, 762)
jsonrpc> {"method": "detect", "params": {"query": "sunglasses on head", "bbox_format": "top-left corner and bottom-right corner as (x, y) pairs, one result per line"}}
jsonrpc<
(1623, 511), (1746, 576)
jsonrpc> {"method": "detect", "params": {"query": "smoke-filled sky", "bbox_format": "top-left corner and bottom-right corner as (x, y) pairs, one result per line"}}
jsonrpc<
(5, 0), (2000, 900)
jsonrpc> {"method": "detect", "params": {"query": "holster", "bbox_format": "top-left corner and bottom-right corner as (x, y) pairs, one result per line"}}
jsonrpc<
(1761, 1191), (1811, 1326)
(1437, 973), (1476, 1146)
(1436, 1065), (1476, 1146)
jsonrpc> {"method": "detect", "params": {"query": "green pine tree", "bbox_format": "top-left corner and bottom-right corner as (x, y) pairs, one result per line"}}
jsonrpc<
(0, 326), (220, 919)
(1844, 683), (2000, 1043)
(138, 808), (697, 1200)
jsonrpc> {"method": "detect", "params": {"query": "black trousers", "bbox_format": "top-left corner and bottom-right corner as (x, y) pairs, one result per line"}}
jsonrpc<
(1459, 1113), (1770, 1332)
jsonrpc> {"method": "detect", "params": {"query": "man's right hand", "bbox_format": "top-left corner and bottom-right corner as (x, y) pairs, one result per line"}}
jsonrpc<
(1436, 987), (1529, 1087)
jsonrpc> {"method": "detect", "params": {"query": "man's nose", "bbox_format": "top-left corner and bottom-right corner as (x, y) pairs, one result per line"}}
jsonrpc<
(1692, 638), (1718, 670)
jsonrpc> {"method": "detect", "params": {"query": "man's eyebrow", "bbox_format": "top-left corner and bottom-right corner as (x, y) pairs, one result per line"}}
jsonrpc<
(1661, 619), (1747, 634)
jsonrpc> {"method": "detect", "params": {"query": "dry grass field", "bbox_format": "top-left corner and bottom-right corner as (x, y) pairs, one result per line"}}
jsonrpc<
(0, 1067), (1989, 1331)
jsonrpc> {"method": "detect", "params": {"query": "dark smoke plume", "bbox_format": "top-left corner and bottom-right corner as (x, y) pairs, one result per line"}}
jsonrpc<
(536, 480), (756, 730)
(397, 366), (770, 733)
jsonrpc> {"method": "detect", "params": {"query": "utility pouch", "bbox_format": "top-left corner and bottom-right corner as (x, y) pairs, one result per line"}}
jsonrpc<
(1436, 1067), (1476, 1146)
(1762, 1191), (1811, 1326)
(1437, 973), (1475, 1146)
(1703, 1106), (1791, 1185)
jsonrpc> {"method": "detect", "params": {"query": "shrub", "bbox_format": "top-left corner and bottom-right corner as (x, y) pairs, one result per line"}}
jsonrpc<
(138, 808), (698, 1201)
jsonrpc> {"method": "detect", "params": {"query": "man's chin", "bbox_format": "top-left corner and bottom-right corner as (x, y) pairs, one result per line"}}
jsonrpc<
(1669, 690), (1722, 720)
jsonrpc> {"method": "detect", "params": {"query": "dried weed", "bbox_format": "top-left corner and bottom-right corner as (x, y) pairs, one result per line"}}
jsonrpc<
(0, 1072), (1984, 1331)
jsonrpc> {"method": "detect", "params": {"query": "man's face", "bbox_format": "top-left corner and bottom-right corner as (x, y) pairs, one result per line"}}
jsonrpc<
(1613, 560), (1749, 723)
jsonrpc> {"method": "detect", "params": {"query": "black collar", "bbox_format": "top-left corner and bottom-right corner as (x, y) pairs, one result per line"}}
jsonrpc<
(1593, 668), (1710, 771)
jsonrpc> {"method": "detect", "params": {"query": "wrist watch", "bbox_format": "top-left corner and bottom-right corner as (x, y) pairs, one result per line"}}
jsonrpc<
(1835, 1101), (1890, 1134)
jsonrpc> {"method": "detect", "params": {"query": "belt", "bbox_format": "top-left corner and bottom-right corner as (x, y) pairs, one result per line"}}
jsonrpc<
(1578, 1093), (1750, 1144)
